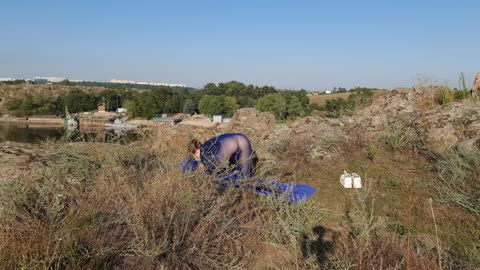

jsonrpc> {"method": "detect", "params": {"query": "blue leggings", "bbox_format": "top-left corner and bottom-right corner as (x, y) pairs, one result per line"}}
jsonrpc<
(200, 133), (253, 178)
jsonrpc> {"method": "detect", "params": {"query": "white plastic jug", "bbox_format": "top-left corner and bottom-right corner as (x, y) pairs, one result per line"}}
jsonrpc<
(351, 173), (362, 189)
(340, 171), (353, 188)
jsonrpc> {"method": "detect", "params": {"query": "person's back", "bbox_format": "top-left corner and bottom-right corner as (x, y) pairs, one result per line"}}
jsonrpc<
(200, 133), (253, 178)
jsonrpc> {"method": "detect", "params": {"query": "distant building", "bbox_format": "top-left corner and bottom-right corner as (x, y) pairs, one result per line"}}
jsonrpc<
(110, 79), (186, 88)
(117, 108), (127, 114)
(0, 78), (14, 82)
(33, 77), (66, 83)
(212, 115), (231, 123)
(325, 90), (332, 94)
(153, 113), (182, 125)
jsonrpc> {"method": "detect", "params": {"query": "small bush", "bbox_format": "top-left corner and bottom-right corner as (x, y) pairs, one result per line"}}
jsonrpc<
(367, 143), (377, 161)
(325, 97), (355, 118)
(380, 122), (427, 153)
(453, 89), (469, 100)
(380, 125), (408, 151)
(387, 223), (416, 236)
(436, 88), (451, 105)
(328, 183), (438, 269)
(309, 102), (323, 111)
(349, 88), (374, 108)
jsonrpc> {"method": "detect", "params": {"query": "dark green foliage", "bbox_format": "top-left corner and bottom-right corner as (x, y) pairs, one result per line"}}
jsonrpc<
(4, 94), (63, 116)
(96, 89), (121, 111)
(348, 88), (374, 108)
(325, 97), (355, 118)
(182, 99), (196, 115)
(287, 96), (305, 117)
(436, 89), (451, 105)
(198, 95), (225, 116)
(198, 95), (239, 117)
(334, 87), (348, 93)
(201, 81), (277, 108)
(454, 89), (468, 100)
(255, 93), (287, 119)
(325, 89), (374, 118)
(57, 80), (197, 93)
(309, 103), (323, 111)
(2, 81), (308, 120)
(63, 90), (97, 113)
(224, 96), (240, 117)
(255, 90), (310, 120)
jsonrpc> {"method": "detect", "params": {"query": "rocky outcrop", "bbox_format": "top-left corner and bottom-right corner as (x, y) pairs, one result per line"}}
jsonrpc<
(352, 87), (480, 152)
(226, 108), (276, 137)
(0, 142), (52, 179)
(473, 72), (480, 97)
(422, 101), (480, 151)
(227, 109), (346, 161)
(263, 116), (346, 160)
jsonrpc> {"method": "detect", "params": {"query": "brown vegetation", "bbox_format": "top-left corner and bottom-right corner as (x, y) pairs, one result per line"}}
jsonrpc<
(308, 91), (386, 106)
(1, 83), (480, 269)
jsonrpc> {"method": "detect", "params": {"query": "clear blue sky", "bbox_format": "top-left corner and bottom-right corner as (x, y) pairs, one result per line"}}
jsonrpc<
(1, 0), (479, 90)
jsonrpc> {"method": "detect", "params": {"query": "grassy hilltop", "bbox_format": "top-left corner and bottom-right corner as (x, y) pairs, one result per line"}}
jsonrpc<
(0, 84), (479, 269)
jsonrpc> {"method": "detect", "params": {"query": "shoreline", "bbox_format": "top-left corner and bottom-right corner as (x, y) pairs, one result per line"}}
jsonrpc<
(0, 117), (63, 125)
(0, 116), (106, 127)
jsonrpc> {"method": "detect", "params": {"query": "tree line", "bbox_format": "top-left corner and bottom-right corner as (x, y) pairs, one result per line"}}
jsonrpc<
(3, 81), (311, 120)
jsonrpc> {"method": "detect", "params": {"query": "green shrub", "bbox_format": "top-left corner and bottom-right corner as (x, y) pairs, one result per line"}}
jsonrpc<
(349, 88), (374, 108)
(436, 89), (451, 105)
(325, 97), (355, 118)
(380, 125), (408, 151)
(453, 89), (468, 100)
(367, 144), (377, 161)
(309, 103), (323, 111)
(387, 223), (416, 236)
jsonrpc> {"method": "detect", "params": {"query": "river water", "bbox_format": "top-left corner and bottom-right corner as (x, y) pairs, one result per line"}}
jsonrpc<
(0, 123), (140, 144)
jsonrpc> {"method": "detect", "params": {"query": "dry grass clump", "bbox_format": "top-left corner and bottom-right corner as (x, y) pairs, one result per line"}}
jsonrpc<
(0, 129), (329, 269)
(415, 75), (449, 110)
(328, 182), (439, 270)
(434, 145), (480, 216)
(380, 120), (428, 153)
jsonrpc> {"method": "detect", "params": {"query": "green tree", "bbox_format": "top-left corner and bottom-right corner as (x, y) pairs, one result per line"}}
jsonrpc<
(18, 94), (34, 116)
(63, 90), (96, 113)
(325, 97), (354, 118)
(183, 99), (196, 115)
(349, 88), (374, 108)
(255, 93), (287, 119)
(224, 96), (240, 117)
(287, 95), (305, 117)
(198, 95), (226, 116)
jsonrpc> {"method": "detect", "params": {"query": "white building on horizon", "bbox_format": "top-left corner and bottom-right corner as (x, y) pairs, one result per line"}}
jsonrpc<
(33, 77), (67, 83)
(110, 79), (186, 88)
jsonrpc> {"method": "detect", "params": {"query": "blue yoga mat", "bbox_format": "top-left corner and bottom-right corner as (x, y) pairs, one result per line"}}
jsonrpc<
(179, 157), (317, 204)
(223, 174), (317, 205)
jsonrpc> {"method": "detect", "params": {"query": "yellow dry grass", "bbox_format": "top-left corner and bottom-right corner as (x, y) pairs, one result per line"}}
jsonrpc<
(308, 91), (387, 106)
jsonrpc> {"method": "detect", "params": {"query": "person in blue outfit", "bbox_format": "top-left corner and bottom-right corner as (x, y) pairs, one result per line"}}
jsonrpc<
(179, 133), (316, 204)
(185, 133), (254, 179)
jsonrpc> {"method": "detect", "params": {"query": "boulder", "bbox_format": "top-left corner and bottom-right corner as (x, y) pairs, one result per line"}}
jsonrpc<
(352, 87), (480, 152)
(422, 100), (480, 151)
(473, 72), (480, 97)
(226, 108), (276, 138)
